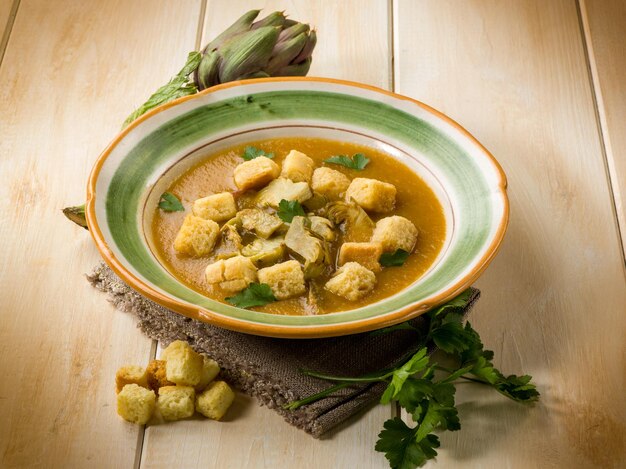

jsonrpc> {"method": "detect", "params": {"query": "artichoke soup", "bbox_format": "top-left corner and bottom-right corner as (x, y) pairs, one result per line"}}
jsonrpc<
(151, 138), (446, 315)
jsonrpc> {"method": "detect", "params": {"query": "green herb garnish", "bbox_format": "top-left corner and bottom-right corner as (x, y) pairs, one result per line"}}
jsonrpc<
(380, 249), (410, 267)
(226, 283), (276, 308)
(123, 52), (202, 127)
(242, 146), (275, 160)
(158, 192), (185, 212)
(284, 290), (539, 469)
(324, 153), (370, 170)
(277, 199), (306, 222)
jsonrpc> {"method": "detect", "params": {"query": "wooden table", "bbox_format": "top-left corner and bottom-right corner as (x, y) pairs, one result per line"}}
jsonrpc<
(1, 1), (625, 467)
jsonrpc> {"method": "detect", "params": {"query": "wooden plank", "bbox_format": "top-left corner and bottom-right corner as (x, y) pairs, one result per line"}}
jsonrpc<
(0, 0), (18, 61)
(0, 0), (202, 467)
(580, 0), (626, 258)
(140, 1), (393, 468)
(394, 0), (626, 467)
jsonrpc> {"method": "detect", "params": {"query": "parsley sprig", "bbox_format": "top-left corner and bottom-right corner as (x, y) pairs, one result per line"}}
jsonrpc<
(277, 199), (306, 222)
(324, 153), (370, 170)
(284, 290), (539, 468)
(226, 283), (276, 308)
(242, 146), (275, 160)
(158, 192), (185, 212)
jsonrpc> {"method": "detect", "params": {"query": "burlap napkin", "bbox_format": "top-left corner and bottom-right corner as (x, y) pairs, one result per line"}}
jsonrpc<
(89, 263), (480, 438)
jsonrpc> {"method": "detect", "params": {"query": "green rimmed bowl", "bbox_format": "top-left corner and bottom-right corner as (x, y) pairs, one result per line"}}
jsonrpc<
(86, 77), (508, 338)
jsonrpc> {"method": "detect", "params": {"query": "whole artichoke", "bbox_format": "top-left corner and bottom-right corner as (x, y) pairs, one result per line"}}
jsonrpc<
(194, 10), (317, 90)
(64, 10), (317, 229)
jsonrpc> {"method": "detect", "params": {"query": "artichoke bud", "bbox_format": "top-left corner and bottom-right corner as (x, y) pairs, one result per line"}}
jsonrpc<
(276, 57), (312, 77)
(196, 50), (221, 89)
(218, 26), (280, 83)
(236, 71), (270, 80)
(203, 10), (260, 52)
(293, 30), (316, 64)
(276, 23), (310, 43)
(266, 33), (309, 75)
(251, 11), (286, 29)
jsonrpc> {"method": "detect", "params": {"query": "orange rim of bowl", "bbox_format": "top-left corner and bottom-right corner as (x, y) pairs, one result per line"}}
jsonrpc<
(86, 76), (509, 339)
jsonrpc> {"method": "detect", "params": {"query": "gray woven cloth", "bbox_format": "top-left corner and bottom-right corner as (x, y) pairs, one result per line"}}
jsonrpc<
(88, 263), (480, 438)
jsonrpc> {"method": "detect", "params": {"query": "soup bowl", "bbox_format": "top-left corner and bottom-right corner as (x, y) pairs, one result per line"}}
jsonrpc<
(86, 77), (508, 338)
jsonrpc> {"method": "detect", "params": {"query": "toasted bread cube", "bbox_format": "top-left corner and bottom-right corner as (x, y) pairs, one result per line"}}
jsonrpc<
(174, 215), (220, 257)
(196, 381), (235, 420)
(338, 242), (383, 272)
(257, 260), (306, 300)
(195, 356), (221, 392)
(255, 178), (312, 208)
(233, 157), (280, 191)
(280, 150), (315, 183)
(163, 340), (204, 386)
(205, 255), (257, 292)
(117, 384), (156, 425)
(156, 386), (195, 421)
(115, 365), (149, 393)
(325, 262), (376, 301)
(346, 178), (396, 212)
(371, 216), (418, 252)
(192, 192), (237, 222)
(311, 167), (350, 200)
(146, 360), (174, 393)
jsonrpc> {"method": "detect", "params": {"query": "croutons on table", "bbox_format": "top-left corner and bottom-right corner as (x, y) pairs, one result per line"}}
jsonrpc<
(115, 365), (149, 393)
(196, 381), (236, 420)
(371, 215), (419, 252)
(174, 215), (220, 257)
(258, 260), (306, 300)
(325, 262), (377, 301)
(156, 386), (196, 421)
(117, 384), (156, 425)
(346, 177), (396, 212)
(192, 192), (237, 222)
(205, 255), (258, 292)
(163, 340), (205, 386)
(146, 360), (174, 393)
(233, 156), (280, 191)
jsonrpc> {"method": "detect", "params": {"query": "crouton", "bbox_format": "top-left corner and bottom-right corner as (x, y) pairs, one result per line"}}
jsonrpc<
(115, 365), (149, 393)
(338, 242), (383, 272)
(192, 192), (237, 222)
(195, 356), (221, 392)
(325, 262), (376, 301)
(346, 178), (396, 212)
(311, 167), (350, 200)
(233, 156), (280, 191)
(146, 360), (174, 393)
(174, 215), (220, 257)
(371, 216), (418, 252)
(195, 381), (235, 420)
(255, 178), (312, 208)
(257, 260), (306, 300)
(117, 384), (156, 425)
(205, 255), (257, 292)
(280, 150), (315, 183)
(156, 386), (195, 421)
(163, 340), (204, 386)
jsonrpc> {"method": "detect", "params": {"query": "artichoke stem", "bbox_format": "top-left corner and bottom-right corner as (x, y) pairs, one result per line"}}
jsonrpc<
(63, 204), (88, 229)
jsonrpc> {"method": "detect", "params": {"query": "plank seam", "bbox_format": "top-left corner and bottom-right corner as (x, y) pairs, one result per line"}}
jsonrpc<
(135, 340), (158, 469)
(576, 0), (626, 266)
(195, 0), (208, 51)
(0, 0), (20, 68)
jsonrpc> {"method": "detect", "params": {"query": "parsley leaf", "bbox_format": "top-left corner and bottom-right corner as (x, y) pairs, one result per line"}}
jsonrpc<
(381, 348), (429, 404)
(375, 418), (440, 469)
(324, 153), (370, 170)
(158, 192), (185, 212)
(277, 199), (306, 222)
(226, 283), (276, 309)
(380, 249), (410, 267)
(242, 146), (274, 160)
